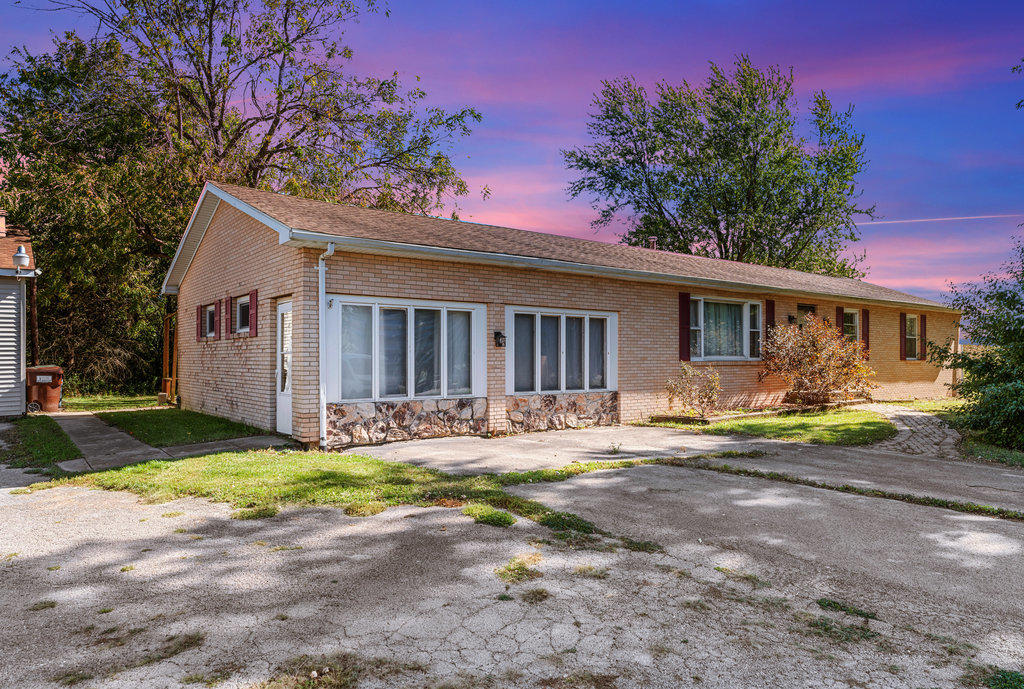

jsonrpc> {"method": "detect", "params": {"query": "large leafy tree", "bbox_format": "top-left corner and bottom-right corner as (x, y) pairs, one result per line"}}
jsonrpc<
(562, 56), (875, 278)
(0, 0), (482, 390)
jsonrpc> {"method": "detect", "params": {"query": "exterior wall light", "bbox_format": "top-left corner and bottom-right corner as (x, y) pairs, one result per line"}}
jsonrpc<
(12, 245), (29, 278)
(493, 330), (507, 348)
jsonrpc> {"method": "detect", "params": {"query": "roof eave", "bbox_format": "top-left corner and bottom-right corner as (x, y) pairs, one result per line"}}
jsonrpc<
(285, 229), (957, 314)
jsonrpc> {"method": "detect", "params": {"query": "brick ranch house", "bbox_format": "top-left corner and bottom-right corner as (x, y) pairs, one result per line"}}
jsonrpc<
(162, 182), (961, 449)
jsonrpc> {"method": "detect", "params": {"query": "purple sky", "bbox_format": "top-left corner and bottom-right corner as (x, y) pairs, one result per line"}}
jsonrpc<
(3, 0), (1022, 303)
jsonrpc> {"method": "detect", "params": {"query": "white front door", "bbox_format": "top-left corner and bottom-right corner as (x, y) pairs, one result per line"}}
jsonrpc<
(276, 301), (293, 435)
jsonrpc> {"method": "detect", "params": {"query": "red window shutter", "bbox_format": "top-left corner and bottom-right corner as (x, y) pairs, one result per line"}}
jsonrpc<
(861, 309), (870, 359)
(899, 313), (907, 360)
(835, 306), (844, 333)
(249, 289), (258, 337)
(213, 300), (222, 341)
(920, 313), (927, 359)
(678, 292), (691, 361)
(196, 304), (202, 342)
(226, 296), (233, 336)
(765, 299), (775, 327)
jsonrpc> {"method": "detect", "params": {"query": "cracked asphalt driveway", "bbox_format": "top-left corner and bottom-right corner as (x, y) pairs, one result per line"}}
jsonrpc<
(2, 427), (1024, 688)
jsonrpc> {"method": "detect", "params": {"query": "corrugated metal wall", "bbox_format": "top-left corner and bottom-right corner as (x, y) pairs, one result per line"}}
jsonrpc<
(0, 279), (25, 416)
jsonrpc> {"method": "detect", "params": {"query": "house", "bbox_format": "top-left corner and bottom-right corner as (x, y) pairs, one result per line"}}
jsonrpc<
(162, 182), (960, 448)
(0, 211), (38, 417)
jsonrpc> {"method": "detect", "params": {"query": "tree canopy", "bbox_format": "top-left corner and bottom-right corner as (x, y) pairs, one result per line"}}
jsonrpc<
(0, 0), (482, 391)
(562, 56), (875, 278)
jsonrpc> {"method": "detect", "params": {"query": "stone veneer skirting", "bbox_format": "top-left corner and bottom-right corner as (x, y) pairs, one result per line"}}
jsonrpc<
(326, 398), (487, 449)
(506, 392), (619, 434)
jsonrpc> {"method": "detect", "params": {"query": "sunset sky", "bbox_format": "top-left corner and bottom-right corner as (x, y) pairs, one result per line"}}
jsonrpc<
(2, 0), (1021, 303)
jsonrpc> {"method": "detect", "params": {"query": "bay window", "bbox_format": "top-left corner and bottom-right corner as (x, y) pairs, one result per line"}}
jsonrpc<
(507, 308), (617, 394)
(690, 298), (762, 360)
(326, 296), (486, 401)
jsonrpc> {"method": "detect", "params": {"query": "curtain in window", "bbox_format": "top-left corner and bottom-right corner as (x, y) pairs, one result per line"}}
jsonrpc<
(514, 314), (535, 392)
(565, 317), (584, 389)
(704, 302), (743, 357)
(380, 308), (408, 397)
(540, 316), (560, 391)
(341, 305), (372, 399)
(447, 311), (472, 395)
(414, 309), (442, 396)
(588, 318), (606, 388)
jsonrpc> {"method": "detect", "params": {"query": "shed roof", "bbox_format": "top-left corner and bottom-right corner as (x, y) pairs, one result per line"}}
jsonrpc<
(163, 181), (953, 312)
(0, 229), (34, 271)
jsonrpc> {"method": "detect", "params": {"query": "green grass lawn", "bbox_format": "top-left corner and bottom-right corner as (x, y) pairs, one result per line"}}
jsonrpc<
(1, 416), (81, 474)
(96, 409), (267, 447)
(62, 395), (160, 412)
(648, 409), (898, 445)
(892, 399), (1024, 468)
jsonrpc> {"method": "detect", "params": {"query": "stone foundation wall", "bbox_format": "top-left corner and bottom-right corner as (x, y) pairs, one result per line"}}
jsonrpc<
(506, 392), (618, 434)
(326, 398), (487, 449)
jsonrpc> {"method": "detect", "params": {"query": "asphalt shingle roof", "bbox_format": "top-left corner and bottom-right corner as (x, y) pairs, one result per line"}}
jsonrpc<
(212, 182), (950, 310)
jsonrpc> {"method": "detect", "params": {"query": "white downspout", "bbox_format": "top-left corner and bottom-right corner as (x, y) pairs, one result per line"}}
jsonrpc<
(317, 242), (336, 449)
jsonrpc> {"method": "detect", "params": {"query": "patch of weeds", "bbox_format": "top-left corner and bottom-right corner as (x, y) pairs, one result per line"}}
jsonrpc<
(74, 625), (96, 635)
(232, 505), (279, 520)
(682, 599), (709, 611)
(656, 565), (692, 579)
(95, 626), (145, 649)
(982, 669), (1024, 689)
(161, 511), (184, 518)
(174, 527), (187, 533)
(274, 613), (289, 621)
(727, 593), (790, 611)
(252, 540), (268, 547)
(4, 552), (18, 560)
(47, 565), (61, 571)
(925, 632), (976, 657)
(255, 652), (427, 688)
(52, 669), (93, 686)
(649, 643), (673, 658)
(462, 504), (516, 527)
(619, 536), (664, 553)
(804, 614), (878, 643)
(344, 502), (387, 517)
(28, 599), (57, 611)
(573, 564), (609, 579)
(497, 593), (514, 601)
(190, 535), (204, 540)
(120, 565), (135, 572)
(816, 597), (878, 620)
(538, 672), (619, 689)
(98, 608), (113, 614)
(536, 531), (614, 551)
(270, 545), (303, 552)
(538, 511), (598, 534)
(521, 588), (550, 604)
(137, 632), (205, 666)
(607, 442), (622, 455)
(495, 553), (543, 584)
(714, 566), (770, 589)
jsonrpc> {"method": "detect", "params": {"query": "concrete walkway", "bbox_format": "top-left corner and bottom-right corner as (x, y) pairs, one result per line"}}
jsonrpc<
(50, 413), (291, 472)
(855, 402), (961, 457)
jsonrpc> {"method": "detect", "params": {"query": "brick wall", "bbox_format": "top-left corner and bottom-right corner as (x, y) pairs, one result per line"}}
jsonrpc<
(178, 210), (958, 442)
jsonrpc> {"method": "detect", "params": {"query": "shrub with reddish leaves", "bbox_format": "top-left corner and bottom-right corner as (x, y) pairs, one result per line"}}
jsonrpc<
(759, 313), (875, 404)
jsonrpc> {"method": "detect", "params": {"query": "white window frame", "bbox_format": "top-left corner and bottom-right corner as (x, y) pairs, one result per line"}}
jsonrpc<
(906, 314), (919, 361)
(690, 297), (763, 361)
(843, 308), (859, 342)
(204, 304), (216, 338)
(504, 307), (618, 395)
(234, 295), (250, 333)
(324, 294), (487, 403)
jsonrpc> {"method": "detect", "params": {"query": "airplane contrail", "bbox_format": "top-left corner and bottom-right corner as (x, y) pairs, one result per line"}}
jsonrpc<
(860, 214), (1024, 225)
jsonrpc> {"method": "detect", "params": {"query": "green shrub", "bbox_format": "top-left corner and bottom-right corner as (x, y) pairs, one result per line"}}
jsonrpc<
(963, 381), (1024, 451)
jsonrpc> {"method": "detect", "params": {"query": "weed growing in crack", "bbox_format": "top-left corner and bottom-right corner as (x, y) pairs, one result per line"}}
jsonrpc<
(522, 588), (550, 604)
(28, 600), (56, 611)
(573, 565), (610, 579)
(495, 554), (543, 584)
(816, 598), (878, 620)
(803, 614), (878, 643)
(714, 566), (770, 589)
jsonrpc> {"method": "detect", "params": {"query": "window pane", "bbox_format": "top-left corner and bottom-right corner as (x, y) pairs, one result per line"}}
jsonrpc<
(906, 317), (918, 337)
(565, 317), (584, 389)
(280, 309), (292, 393)
(843, 312), (857, 340)
(206, 308), (215, 335)
(238, 301), (250, 331)
(704, 302), (744, 357)
(514, 314), (535, 392)
(588, 318), (606, 389)
(380, 308), (408, 397)
(690, 300), (700, 327)
(341, 305), (372, 399)
(540, 316), (560, 391)
(690, 329), (702, 358)
(749, 304), (760, 331)
(750, 331), (760, 358)
(447, 311), (472, 395)
(414, 309), (441, 396)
